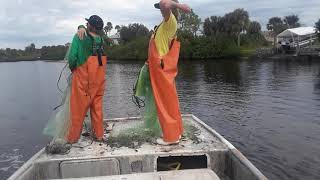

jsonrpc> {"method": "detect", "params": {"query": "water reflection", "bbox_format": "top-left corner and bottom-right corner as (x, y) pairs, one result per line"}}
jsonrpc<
(104, 61), (143, 118)
(178, 59), (320, 180)
(0, 59), (320, 180)
(314, 72), (320, 92)
(203, 60), (243, 86)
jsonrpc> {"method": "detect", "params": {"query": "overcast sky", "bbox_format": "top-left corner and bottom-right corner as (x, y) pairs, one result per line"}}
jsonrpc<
(1, 0), (319, 49)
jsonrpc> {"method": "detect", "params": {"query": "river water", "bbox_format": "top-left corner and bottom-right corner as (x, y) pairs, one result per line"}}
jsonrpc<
(0, 59), (319, 180)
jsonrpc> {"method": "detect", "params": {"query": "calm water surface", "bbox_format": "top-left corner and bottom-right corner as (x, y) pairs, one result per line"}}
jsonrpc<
(0, 59), (319, 180)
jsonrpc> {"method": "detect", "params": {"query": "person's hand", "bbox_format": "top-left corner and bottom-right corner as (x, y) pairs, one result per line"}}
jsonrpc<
(77, 28), (87, 40)
(178, 4), (191, 13)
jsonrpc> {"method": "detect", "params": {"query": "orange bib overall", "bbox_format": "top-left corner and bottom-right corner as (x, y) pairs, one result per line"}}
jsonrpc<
(147, 38), (183, 142)
(67, 56), (107, 143)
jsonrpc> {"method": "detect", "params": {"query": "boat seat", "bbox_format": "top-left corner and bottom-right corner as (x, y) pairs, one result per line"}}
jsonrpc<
(51, 169), (220, 180)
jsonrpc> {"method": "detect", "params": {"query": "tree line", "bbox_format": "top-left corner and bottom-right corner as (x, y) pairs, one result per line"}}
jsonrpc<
(1, 10), (319, 61)
(316, 19), (320, 39)
(0, 43), (69, 61)
(106, 12), (320, 60)
(107, 9), (268, 60)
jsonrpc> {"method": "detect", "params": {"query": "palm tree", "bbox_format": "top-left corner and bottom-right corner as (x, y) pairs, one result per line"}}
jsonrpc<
(115, 25), (121, 33)
(315, 19), (320, 41)
(267, 17), (286, 47)
(248, 21), (261, 34)
(104, 22), (113, 36)
(284, 15), (301, 28)
(228, 9), (250, 46)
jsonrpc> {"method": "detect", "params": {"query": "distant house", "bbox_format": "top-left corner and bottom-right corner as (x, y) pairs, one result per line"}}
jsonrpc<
(262, 31), (274, 44)
(276, 27), (317, 50)
(109, 33), (121, 45)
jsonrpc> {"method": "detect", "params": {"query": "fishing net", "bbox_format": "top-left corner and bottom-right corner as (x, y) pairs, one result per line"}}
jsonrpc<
(43, 47), (72, 154)
(107, 118), (201, 149)
(134, 64), (161, 136)
(43, 81), (71, 138)
(108, 121), (158, 148)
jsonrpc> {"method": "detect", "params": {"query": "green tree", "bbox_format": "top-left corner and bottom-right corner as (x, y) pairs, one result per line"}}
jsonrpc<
(203, 16), (223, 36)
(104, 22), (113, 36)
(119, 23), (149, 43)
(30, 43), (36, 52)
(248, 21), (261, 34)
(316, 19), (320, 40)
(107, 36), (149, 60)
(24, 43), (36, 53)
(267, 17), (286, 34)
(115, 25), (121, 32)
(40, 45), (68, 60)
(267, 17), (286, 47)
(5, 48), (11, 56)
(202, 9), (266, 48)
(203, 9), (250, 46)
(224, 9), (250, 46)
(284, 15), (301, 28)
(179, 9), (201, 36)
(0, 49), (6, 58)
(316, 19), (320, 30)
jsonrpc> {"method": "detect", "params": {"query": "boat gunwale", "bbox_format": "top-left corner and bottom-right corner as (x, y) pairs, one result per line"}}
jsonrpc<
(8, 148), (45, 180)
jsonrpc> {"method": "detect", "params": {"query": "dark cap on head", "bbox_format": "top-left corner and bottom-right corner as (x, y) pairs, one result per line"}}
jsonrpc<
(154, 0), (179, 9)
(85, 15), (104, 30)
(154, 3), (160, 9)
(154, 1), (180, 21)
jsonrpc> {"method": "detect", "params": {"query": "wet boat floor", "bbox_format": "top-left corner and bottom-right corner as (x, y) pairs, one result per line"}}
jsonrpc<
(41, 116), (227, 160)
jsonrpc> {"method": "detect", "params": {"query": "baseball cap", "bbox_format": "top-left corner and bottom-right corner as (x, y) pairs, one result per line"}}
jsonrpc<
(85, 15), (104, 31)
(154, 2), (160, 9)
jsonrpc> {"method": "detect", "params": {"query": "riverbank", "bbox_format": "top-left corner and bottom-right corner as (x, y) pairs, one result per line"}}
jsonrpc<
(0, 56), (41, 62)
(0, 58), (65, 62)
(8, 46), (315, 62)
(0, 50), (256, 62)
(0, 45), (68, 62)
(267, 54), (320, 60)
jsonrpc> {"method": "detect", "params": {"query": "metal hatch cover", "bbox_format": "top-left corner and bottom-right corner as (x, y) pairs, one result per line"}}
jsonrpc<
(60, 158), (120, 178)
(55, 169), (220, 180)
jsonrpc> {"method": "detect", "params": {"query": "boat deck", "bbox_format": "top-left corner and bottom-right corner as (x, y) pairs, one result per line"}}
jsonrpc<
(41, 115), (227, 161)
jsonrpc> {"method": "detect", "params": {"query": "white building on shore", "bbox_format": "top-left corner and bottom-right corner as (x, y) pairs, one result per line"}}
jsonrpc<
(277, 27), (317, 52)
(109, 33), (121, 45)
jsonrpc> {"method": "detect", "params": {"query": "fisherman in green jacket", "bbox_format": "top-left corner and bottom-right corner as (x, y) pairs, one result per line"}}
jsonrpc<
(67, 15), (107, 144)
(68, 19), (104, 71)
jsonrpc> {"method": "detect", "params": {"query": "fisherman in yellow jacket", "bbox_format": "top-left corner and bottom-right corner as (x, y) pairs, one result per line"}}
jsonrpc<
(134, 0), (191, 145)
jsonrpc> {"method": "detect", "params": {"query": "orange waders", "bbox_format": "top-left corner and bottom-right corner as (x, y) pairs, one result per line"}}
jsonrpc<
(148, 38), (183, 142)
(67, 56), (107, 143)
